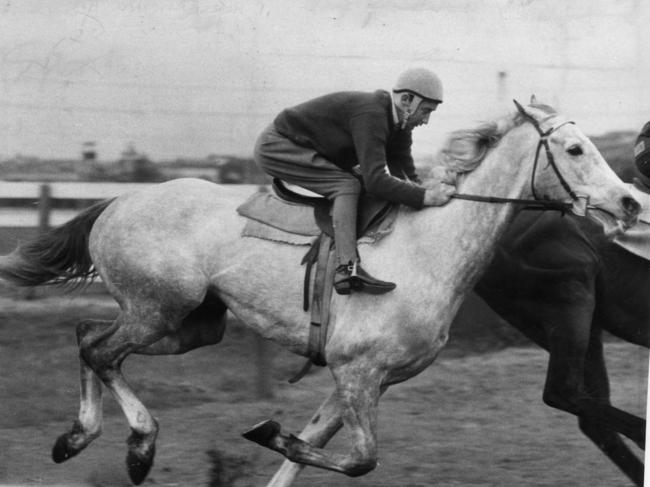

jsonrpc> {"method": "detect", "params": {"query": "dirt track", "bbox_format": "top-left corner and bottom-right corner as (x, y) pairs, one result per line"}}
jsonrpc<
(0, 296), (646, 486)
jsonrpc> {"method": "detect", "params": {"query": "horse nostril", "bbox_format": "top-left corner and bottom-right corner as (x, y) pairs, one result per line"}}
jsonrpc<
(622, 196), (641, 216)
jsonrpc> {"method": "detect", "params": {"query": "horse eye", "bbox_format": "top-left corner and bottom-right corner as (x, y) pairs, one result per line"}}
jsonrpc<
(567, 145), (583, 156)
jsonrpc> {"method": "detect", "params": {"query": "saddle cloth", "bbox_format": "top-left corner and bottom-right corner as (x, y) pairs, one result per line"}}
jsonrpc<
(613, 183), (650, 261)
(236, 185), (399, 245)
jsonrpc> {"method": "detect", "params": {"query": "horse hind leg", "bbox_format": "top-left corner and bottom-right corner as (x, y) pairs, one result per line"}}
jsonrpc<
(53, 319), (115, 464)
(53, 291), (228, 482)
(77, 307), (184, 485)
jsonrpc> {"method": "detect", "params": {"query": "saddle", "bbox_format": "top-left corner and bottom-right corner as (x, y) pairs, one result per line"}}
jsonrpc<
(236, 179), (398, 380)
(237, 179), (397, 243)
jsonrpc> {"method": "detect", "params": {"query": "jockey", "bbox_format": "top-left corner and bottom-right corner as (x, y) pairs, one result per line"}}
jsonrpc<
(253, 67), (456, 295)
(634, 121), (650, 189)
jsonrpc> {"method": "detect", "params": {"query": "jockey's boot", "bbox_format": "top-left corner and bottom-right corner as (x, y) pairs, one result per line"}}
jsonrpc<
(334, 260), (396, 295)
(332, 193), (396, 295)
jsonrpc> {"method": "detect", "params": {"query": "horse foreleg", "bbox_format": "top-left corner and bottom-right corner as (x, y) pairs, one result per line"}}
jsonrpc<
(267, 384), (390, 487)
(578, 333), (645, 487)
(53, 319), (114, 463)
(244, 366), (382, 477)
(267, 390), (344, 487)
(542, 297), (646, 449)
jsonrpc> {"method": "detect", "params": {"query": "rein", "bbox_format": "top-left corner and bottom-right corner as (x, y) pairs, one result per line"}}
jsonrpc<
(450, 193), (572, 213)
(450, 100), (584, 216)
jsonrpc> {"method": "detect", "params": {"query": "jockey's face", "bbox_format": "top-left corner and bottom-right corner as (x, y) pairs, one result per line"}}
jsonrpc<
(406, 100), (439, 129)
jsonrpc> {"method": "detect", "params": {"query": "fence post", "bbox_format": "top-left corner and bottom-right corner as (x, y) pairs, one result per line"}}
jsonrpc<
(253, 334), (274, 399)
(21, 184), (51, 300)
(38, 183), (52, 233)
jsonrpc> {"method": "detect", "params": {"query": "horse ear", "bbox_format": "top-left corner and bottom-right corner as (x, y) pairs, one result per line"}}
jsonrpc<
(530, 94), (537, 105)
(512, 99), (527, 116)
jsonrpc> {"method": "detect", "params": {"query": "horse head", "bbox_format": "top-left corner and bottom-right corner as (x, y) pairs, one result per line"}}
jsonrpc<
(512, 98), (640, 236)
(433, 98), (639, 237)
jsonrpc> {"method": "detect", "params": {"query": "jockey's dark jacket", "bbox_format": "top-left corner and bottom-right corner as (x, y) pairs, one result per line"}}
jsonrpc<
(273, 90), (426, 209)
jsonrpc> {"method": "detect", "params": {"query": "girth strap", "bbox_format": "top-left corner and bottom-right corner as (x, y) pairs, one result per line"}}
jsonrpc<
(289, 234), (334, 383)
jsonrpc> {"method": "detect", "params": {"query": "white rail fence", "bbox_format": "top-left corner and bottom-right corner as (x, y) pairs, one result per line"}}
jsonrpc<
(0, 182), (158, 228)
(0, 181), (275, 398)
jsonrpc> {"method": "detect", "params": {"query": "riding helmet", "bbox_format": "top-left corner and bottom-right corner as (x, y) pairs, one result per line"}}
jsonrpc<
(634, 121), (650, 178)
(393, 68), (443, 104)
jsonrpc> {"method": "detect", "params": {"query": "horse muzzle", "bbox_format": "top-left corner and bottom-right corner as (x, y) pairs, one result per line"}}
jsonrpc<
(576, 191), (641, 238)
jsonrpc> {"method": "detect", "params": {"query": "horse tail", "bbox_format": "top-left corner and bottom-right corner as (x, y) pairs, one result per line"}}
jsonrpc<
(0, 198), (115, 287)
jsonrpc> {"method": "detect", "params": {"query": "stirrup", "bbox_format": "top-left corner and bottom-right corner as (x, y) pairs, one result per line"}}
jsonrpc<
(334, 262), (358, 295)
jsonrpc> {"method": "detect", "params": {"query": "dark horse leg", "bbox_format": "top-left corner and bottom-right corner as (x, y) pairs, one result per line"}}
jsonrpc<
(539, 282), (646, 450)
(578, 330), (644, 486)
(476, 211), (646, 485)
(53, 292), (228, 485)
(477, 275), (645, 485)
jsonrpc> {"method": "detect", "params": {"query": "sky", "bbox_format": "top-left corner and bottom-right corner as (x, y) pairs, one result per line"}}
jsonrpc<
(0, 0), (648, 161)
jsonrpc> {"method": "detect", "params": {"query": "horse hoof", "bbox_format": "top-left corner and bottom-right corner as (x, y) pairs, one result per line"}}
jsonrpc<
(52, 433), (81, 463)
(126, 445), (155, 485)
(242, 419), (281, 447)
(125, 424), (158, 486)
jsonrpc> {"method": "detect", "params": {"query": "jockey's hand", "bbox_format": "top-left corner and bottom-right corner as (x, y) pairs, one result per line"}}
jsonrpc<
(423, 180), (456, 206)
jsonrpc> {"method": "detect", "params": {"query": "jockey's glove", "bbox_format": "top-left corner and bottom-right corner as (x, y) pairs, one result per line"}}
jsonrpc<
(423, 179), (456, 206)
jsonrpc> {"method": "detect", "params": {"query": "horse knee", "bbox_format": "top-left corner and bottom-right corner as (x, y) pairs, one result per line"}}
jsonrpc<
(542, 369), (586, 412)
(342, 450), (377, 477)
(542, 387), (574, 412)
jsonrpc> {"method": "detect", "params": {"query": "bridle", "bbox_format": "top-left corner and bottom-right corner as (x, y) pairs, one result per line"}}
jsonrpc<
(451, 99), (589, 215)
(514, 100), (579, 202)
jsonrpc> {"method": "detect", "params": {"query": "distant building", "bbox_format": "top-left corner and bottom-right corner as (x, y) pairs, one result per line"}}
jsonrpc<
(115, 143), (162, 182)
(0, 155), (81, 182)
(0, 143), (268, 184)
(82, 141), (97, 161)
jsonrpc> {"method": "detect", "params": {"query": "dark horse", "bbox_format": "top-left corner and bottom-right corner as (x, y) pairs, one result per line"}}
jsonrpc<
(476, 208), (649, 486)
